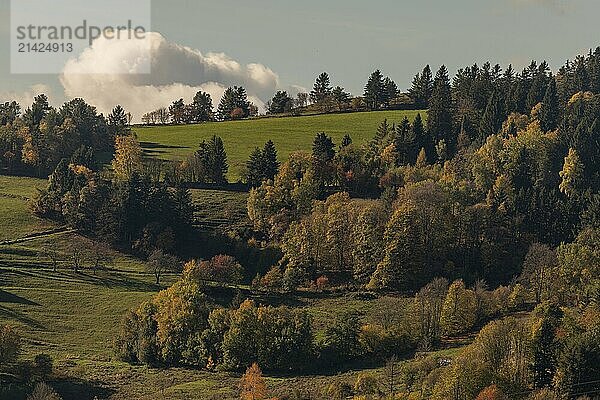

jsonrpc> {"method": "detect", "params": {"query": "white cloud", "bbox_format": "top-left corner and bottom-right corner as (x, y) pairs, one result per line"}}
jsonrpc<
(0, 84), (53, 109)
(59, 32), (301, 121)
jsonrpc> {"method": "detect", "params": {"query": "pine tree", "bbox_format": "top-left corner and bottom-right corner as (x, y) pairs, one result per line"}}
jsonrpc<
(206, 135), (228, 184)
(539, 78), (559, 132)
(268, 91), (293, 114)
(217, 86), (250, 120)
(427, 66), (454, 158)
(246, 147), (264, 187)
(409, 65), (433, 108)
(312, 132), (335, 162)
(478, 90), (504, 142)
(364, 70), (385, 110)
(262, 140), (279, 181)
(383, 77), (398, 107)
(310, 72), (332, 104)
(190, 91), (213, 122)
(394, 117), (416, 165)
(411, 113), (427, 157)
(341, 134), (353, 148)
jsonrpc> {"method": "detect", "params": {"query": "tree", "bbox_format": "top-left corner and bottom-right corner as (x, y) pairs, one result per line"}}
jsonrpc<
(201, 135), (228, 184)
(530, 303), (563, 389)
(27, 382), (62, 400)
(169, 99), (186, 124)
(239, 363), (268, 400)
(261, 140), (279, 181)
(427, 66), (454, 155)
(268, 91), (293, 114)
(409, 65), (433, 108)
(217, 86), (250, 120)
(0, 324), (21, 365)
(147, 249), (179, 286)
(331, 86), (351, 110)
(108, 105), (130, 136)
(190, 91), (213, 122)
(414, 278), (449, 343)
(341, 134), (352, 148)
(111, 135), (143, 181)
(383, 77), (398, 107)
(520, 243), (557, 304)
(440, 280), (477, 336)
(310, 72), (332, 104)
(539, 78), (559, 132)
(479, 91), (504, 143)
(364, 69), (385, 110)
(40, 245), (61, 272)
(559, 148), (583, 198)
(245, 147), (264, 187)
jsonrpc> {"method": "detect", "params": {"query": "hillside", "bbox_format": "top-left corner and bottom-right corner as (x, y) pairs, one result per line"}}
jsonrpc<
(135, 110), (424, 180)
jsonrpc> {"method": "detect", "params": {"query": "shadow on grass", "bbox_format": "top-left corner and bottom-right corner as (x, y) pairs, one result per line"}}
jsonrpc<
(57, 271), (160, 292)
(0, 305), (45, 330)
(0, 290), (40, 306)
(53, 378), (116, 400)
(139, 141), (188, 150)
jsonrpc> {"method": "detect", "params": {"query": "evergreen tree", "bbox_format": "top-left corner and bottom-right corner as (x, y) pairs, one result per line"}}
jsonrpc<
(394, 117), (416, 165)
(108, 105), (130, 136)
(310, 72), (332, 104)
(262, 140), (279, 181)
(268, 91), (293, 114)
(331, 86), (351, 109)
(341, 134), (353, 148)
(200, 135), (228, 183)
(427, 66), (454, 156)
(478, 90), (504, 142)
(409, 65), (433, 108)
(364, 70), (385, 110)
(312, 132), (335, 162)
(411, 113), (427, 156)
(383, 77), (398, 107)
(245, 147), (264, 187)
(190, 91), (213, 122)
(539, 78), (559, 132)
(217, 86), (250, 120)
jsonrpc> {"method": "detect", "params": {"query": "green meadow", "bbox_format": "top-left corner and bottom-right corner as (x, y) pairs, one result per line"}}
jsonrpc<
(135, 110), (424, 180)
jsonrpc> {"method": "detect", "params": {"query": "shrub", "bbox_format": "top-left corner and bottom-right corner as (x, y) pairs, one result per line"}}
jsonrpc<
(183, 255), (244, 284)
(33, 353), (53, 378)
(316, 275), (329, 291)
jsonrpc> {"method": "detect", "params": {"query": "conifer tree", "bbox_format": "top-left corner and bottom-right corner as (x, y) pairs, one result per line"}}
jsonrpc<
(478, 90), (504, 143)
(409, 65), (433, 108)
(341, 134), (353, 148)
(246, 147), (264, 187)
(364, 69), (385, 110)
(262, 140), (279, 181)
(310, 72), (332, 104)
(539, 78), (559, 132)
(427, 66), (454, 155)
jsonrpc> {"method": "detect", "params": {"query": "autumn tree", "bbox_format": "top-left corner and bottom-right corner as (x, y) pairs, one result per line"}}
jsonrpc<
(112, 135), (143, 181)
(440, 280), (477, 336)
(147, 249), (179, 286)
(240, 363), (268, 400)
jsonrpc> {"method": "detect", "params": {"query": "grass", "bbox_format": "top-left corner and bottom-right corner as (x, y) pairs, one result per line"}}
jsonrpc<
(0, 176), (55, 241)
(135, 110), (425, 180)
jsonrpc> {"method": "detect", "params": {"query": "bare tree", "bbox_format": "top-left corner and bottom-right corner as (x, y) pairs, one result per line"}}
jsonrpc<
(40, 245), (61, 272)
(91, 242), (112, 275)
(147, 249), (179, 286)
(414, 277), (449, 342)
(68, 243), (85, 273)
(383, 356), (398, 398)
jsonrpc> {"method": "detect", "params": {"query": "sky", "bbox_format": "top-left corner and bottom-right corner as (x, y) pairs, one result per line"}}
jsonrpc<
(1, 0), (599, 119)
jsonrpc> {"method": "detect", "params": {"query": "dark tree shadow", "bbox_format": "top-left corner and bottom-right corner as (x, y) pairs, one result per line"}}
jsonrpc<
(0, 305), (45, 330)
(0, 290), (40, 306)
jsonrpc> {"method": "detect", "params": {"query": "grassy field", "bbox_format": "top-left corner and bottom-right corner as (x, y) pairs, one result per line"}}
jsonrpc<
(135, 110), (425, 180)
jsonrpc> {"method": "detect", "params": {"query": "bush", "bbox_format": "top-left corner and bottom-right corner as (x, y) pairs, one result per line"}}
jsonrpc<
(33, 354), (53, 378)
(354, 373), (379, 396)
(316, 275), (329, 291)
(183, 255), (244, 284)
(27, 382), (62, 400)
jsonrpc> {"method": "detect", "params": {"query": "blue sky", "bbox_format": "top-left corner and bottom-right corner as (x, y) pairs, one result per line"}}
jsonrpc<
(1, 0), (599, 116)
